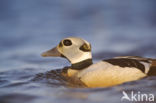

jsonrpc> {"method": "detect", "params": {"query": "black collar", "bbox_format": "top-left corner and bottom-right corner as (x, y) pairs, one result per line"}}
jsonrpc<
(71, 59), (93, 70)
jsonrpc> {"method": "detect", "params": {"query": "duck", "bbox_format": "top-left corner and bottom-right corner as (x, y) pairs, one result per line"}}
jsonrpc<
(41, 37), (156, 88)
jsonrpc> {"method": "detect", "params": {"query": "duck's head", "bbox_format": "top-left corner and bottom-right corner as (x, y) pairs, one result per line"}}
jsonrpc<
(41, 37), (93, 69)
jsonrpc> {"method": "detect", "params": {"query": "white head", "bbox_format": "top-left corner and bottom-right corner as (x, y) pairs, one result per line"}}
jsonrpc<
(41, 37), (93, 69)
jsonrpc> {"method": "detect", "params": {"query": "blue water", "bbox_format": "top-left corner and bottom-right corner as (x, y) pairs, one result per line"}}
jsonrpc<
(0, 0), (156, 103)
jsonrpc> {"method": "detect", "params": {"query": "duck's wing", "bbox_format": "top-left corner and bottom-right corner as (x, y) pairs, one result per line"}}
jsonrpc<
(103, 56), (156, 76)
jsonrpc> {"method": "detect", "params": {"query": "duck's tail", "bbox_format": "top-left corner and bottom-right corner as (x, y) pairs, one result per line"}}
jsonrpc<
(147, 59), (156, 76)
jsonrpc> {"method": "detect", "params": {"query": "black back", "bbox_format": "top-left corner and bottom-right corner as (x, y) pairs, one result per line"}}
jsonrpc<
(104, 58), (147, 73)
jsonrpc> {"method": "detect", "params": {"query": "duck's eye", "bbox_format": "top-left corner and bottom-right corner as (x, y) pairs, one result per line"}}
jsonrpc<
(63, 39), (72, 46)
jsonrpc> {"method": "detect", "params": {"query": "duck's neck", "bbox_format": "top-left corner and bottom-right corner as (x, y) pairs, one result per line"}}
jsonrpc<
(71, 59), (93, 70)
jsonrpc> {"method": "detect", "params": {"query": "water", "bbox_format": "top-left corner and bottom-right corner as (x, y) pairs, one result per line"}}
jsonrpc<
(0, 0), (156, 103)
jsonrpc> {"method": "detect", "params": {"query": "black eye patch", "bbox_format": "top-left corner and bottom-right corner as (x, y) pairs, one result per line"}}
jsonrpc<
(63, 39), (72, 46)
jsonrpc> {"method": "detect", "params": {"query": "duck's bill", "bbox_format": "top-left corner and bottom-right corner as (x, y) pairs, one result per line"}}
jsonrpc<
(41, 47), (61, 57)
